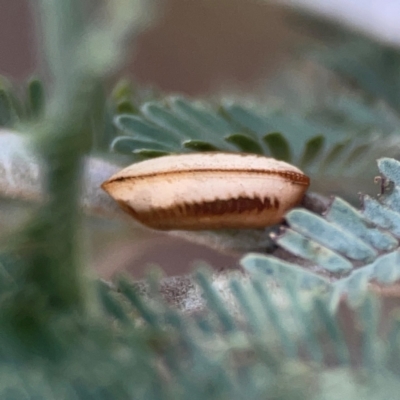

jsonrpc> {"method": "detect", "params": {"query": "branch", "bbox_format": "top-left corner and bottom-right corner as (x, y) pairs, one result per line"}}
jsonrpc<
(0, 129), (122, 217)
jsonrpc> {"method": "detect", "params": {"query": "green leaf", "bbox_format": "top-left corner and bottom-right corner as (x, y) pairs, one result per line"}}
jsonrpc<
(221, 103), (274, 135)
(0, 89), (15, 127)
(111, 78), (135, 102)
(98, 281), (132, 325)
(194, 269), (236, 333)
(115, 114), (182, 147)
(115, 99), (138, 114)
(320, 139), (351, 172)
(182, 140), (220, 151)
(312, 298), (351, 364)
(134, 149), (171, 159)
(250, 277), (298, 358)
(263, 132), (292, 161)
(27, 78), (45, 119)
(342, 143), (370, 168)
(141, 102), (202, 140)
(110, 136), (173, 154)
(299, 135), (325, 168)
(117, 275), (160, 327)
(172, 97), (236, 136)
(224, 133), (264, 154)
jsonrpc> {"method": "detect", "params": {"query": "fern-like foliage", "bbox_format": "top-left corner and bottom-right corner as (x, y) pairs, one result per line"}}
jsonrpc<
(2, 256), (400, 398)
(91, 265), (400, 398)
(240, 157), (400, 311)
(107, 95), (400, 199)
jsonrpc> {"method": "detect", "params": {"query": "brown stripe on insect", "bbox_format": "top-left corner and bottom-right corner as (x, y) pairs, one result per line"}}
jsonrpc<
(105, 168), (310, 187)
(115, 195), (283, 230)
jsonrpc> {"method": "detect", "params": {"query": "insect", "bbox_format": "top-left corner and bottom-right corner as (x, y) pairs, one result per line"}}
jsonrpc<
(101, 152), (310, 230)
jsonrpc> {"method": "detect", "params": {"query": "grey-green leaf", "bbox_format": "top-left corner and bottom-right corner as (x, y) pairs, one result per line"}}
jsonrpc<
(115, 114), (182, 146)
(286, 209), (378, 261)
(275, 228), (353, 273)
(362, 196), (400, 237)
(241, 253), (329, 290)
(141, 102), (201, 140)
(221, 103), (273, 135)
(371, 251), (400, 284)
(172, 97), (235, 136)
(378, 158), (400, 187)
(110, 136), (172, 154)
(326, 197), (398, 251)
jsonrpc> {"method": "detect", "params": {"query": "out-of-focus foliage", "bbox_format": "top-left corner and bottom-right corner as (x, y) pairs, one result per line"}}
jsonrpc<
(2, 253), (400, 399)
(0, 77), (44, 126)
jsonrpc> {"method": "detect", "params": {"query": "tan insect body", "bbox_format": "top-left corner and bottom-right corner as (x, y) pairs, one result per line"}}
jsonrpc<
(101, 152), (310, 230)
